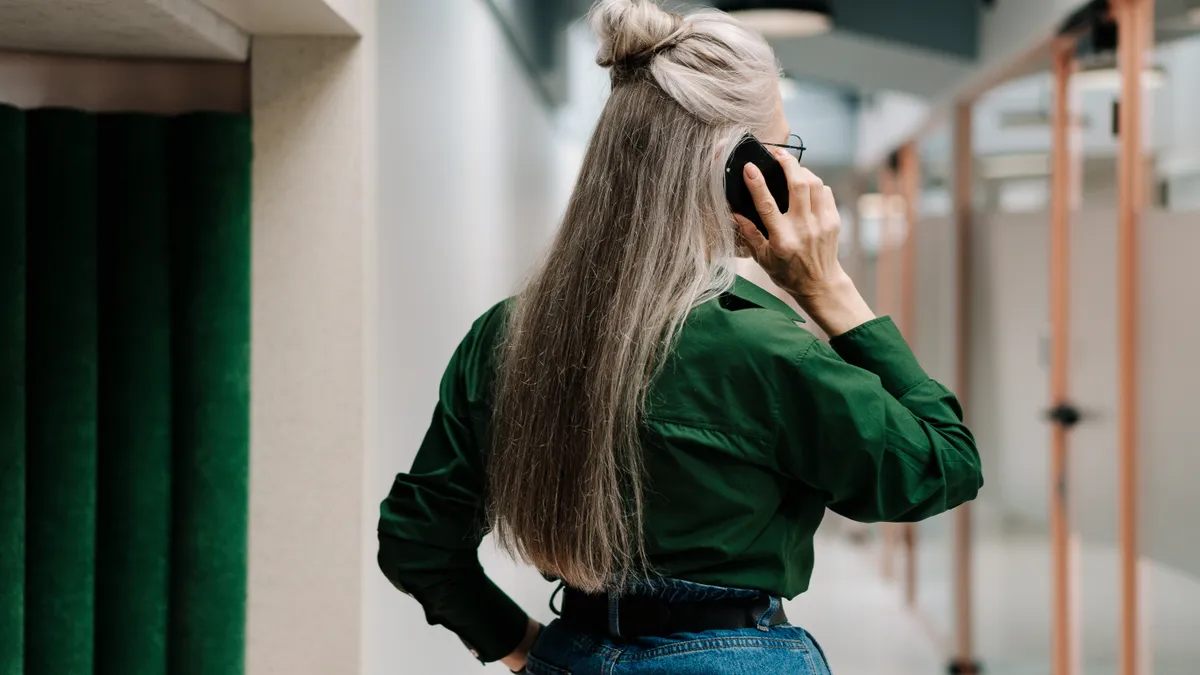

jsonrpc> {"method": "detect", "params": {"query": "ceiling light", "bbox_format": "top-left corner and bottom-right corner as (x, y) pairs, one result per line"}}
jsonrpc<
(1073, 64), (1166, 92)
(1070, 15), (1166, 93)
(716, 1), (834, 38)
(998, 110), (1090, 130)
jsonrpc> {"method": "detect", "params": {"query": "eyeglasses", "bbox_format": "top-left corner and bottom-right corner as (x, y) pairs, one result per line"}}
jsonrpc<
(762, 134), (806, 162)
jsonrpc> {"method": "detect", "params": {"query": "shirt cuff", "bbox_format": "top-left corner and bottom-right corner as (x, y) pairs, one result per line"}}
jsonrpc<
(377, 536), (528, 664)
(828, 316), (928, 398)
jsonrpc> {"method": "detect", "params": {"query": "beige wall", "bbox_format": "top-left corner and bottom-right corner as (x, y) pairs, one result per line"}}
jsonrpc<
(248, 27), (378, 675)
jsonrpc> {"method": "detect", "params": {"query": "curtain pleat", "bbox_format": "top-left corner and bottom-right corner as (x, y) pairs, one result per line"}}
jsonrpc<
(25, 109), (99, 675)
(95, 114), (172, 675)
(0, 104), (26, 675)
(9, 105), (250, 675)
(167, 113), (252, 675)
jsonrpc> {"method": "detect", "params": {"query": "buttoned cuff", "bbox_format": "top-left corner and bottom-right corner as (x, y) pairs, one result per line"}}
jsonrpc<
(377, 536), (528, 664)
(829, 316), (928, 398)
(440, 578), (528, 665)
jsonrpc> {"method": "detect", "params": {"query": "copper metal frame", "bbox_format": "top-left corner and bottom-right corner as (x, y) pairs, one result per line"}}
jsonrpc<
(877, 166), (897, 318)
(1114, 1), (1151, 674)
(897, 143), (920, 608)
(881, 2), (1155, 669)
(876, 166), (898, 581)
(898, 143), (920, 341)
(1049, 36), (1076, 675)
(951, 101), (975, 672)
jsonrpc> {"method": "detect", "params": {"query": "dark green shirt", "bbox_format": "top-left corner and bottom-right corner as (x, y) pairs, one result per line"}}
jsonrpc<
(377, 276), (982, 663)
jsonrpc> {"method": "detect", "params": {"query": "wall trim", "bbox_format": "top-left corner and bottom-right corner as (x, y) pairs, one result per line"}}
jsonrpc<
(0, 50), (248, 114)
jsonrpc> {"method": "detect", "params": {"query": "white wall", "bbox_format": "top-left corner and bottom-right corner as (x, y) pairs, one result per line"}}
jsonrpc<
(370, 1), (567, 673)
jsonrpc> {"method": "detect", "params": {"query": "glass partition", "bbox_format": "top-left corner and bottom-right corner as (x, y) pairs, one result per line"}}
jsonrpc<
(912, 122), (956, 649)
(967, 72), (1056, 675)
(1142, 30), (1200, 674)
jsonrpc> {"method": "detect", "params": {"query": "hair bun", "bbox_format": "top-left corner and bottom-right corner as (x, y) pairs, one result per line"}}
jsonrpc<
(592, 0), (691, 70)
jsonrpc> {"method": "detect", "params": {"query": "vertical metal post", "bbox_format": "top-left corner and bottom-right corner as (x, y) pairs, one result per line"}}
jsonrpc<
(876, 165), (898, 582)
(951, 100), (978, 675)
(1114, 1), (1150, 674)
(877, 167), (896, 318)
(1049, 37), (1077, 675)
(899, 143), (919, 340)
(898, 142), (920, 608)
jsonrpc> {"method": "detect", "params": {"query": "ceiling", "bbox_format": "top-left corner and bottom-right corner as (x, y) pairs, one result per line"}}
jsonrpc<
(566, 0), (986, 97)
(197, 0), (360, 36)
(0, 0), (248, 60)
(0, 0), (364, 61)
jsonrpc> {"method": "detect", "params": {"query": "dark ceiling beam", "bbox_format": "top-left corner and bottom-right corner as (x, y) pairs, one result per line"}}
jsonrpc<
(826, 0), (981, 60)
(567, 0), (982, 60)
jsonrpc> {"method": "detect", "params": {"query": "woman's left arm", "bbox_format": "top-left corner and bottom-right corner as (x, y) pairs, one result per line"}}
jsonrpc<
(378, 310), (536, 668)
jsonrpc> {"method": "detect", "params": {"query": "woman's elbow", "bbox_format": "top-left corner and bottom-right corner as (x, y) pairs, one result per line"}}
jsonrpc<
(377, 533), (414, 594)
(947, 447), (984, 508)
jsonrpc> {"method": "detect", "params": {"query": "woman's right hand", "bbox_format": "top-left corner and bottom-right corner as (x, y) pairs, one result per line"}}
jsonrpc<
(734, 149), (876, 337)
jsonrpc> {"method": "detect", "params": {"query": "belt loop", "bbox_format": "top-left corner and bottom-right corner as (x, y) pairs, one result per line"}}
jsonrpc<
(757, 596), (780, 632)
(607, 591), (622, 638)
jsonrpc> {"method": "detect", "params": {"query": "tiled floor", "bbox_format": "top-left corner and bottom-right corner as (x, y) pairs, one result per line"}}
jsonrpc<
(787, 531), (945, 675)
(809, 513), (1200, 675)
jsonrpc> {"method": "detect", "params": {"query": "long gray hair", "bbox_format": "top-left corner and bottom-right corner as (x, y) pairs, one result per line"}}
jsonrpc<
(488, 0), (782, 592)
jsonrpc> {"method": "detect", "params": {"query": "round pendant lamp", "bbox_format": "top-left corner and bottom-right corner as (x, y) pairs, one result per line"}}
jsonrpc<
(715, 1), (834, 38)
(1074, 15), (1165, 92)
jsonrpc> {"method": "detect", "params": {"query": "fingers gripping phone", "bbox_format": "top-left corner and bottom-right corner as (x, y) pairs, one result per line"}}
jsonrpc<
(724, 135), (789, 239)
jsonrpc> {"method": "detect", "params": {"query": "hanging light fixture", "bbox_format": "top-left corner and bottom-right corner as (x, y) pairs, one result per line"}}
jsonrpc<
(1074, 59), (1166, 91)
(714, 1), (834, 38)
(1073, 12), (1165, 92)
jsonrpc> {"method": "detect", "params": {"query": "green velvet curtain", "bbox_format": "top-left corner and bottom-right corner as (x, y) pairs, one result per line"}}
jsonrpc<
(0, 105), (251, 675)
(0, 105), (26, 675)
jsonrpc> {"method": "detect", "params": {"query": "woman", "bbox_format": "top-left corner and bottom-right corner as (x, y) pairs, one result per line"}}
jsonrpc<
(377, 0), (983, 672)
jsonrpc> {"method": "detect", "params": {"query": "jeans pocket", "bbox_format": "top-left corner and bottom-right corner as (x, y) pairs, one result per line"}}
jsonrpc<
(525, 620), (581, 675)
(525, 654), (571, 675)
(801, 629), (832, 675)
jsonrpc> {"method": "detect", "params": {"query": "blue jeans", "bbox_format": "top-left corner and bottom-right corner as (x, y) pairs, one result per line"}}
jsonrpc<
(526, 579), (832, 675)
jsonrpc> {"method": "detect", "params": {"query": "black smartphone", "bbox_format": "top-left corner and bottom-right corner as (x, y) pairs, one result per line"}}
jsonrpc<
(724, 134), (789, 238)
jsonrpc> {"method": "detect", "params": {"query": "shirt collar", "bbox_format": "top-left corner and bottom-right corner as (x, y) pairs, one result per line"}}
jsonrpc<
(726, 275), (806, 323)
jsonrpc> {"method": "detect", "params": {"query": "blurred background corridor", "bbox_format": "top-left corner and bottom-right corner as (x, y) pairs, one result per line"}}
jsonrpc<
(1, 0), (1199, 674)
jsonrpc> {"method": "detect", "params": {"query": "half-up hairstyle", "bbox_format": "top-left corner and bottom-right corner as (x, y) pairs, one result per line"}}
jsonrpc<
(488, 0), (783, 592)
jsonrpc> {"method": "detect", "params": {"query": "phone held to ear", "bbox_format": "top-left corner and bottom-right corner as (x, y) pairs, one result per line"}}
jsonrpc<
(724, 134), (789, 239)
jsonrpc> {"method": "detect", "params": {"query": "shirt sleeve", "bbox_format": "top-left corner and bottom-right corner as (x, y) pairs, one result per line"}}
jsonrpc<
(377, 321), (528, 664)
(778, 317), (983, 522)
